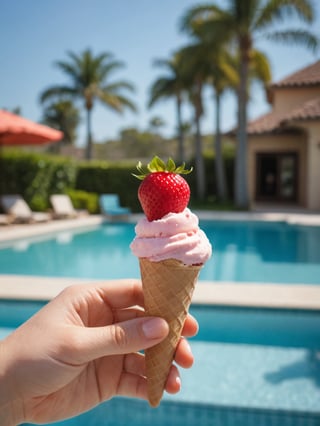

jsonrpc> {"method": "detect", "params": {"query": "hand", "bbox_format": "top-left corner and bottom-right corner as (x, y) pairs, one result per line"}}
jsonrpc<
(0, 280), (198, 425)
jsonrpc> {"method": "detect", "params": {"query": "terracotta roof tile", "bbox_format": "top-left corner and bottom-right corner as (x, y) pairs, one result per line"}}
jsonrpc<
(247, 111), (282, 134)
(271, 60), (320, 88)
(247, 97), (320, 135)
(285, 97), (320, 121)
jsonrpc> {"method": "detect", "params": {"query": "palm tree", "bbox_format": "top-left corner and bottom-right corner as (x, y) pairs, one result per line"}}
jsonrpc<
(181, 0), (318, 208)
(177, 43), (211, 200)
(40, 48), (137, 159)
(148, 54), (189, 163)
(41, 99), (80, 150)
(207, 48), (238, 201)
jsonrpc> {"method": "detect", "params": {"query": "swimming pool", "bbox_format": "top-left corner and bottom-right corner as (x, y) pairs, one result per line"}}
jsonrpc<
(0, 300), (319, 426)
(0, 220), (320, 284)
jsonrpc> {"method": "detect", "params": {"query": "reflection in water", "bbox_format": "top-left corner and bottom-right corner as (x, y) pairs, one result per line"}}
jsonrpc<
(265, 350), (320, 388)
(103, 225), (127, 237)
(13, 240), (30, 252)
(56, 232), (73, 245)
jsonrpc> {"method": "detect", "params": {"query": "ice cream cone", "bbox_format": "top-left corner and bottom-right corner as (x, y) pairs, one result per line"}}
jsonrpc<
(139, 258), (202, 407)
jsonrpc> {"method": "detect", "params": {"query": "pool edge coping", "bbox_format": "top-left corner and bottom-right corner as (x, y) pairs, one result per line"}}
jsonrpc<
(0, 276), (320, 310)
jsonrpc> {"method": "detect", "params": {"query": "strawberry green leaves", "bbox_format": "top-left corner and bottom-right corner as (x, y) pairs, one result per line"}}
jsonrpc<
(133, 156), (192, 180)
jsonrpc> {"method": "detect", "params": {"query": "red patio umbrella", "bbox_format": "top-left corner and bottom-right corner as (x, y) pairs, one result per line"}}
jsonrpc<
(0, 109), (63, 146)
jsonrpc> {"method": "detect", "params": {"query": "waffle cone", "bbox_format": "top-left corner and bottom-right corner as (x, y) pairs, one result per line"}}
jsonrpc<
(139, 258), (202, 407)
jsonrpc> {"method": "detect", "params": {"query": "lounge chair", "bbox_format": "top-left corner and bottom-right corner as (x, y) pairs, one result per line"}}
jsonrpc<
(0, 195), (51, 223)
(0, 214), (11, 225)
(99, 194), (131, 219)
(50, 194), (87, 219)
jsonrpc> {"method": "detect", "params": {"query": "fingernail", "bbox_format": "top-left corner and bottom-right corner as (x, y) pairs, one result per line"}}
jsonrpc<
(184, 339), (192, 355)
(142, 318), (168, 339)
(176, 376), (181, 389)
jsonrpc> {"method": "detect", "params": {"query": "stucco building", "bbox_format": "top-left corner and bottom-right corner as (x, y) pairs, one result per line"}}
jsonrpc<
(245, 59), (320, 211)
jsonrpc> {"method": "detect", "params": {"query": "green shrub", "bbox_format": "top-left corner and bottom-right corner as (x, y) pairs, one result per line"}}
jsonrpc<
(66, 189), (99, 214)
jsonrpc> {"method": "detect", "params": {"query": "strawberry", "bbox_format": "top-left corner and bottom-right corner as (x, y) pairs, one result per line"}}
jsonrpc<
(133, 156), (192, 221)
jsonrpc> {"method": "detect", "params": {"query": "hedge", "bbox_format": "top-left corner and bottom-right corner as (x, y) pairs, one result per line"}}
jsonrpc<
(75, 161), (141, 212)
(0, 150), (234, 213)
(0, 151), (77, 211)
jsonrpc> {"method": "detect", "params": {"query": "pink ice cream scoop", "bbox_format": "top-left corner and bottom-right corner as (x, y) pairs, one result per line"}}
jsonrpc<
(130, 208), (212, 265)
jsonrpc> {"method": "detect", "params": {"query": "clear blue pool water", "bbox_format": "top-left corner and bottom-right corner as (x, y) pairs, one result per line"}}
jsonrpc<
(1, 220), (320, 284)
(0, 300), (319, 426)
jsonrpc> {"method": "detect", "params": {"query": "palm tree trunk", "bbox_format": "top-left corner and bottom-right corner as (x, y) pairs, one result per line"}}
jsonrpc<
(176, 95), (185, 163)
(192, 80), (206, 200)
(214, 92), (228, 201)
(194, 108), (205, 200)
(235, 43), (249, 209)
(85, 107), (93, 160)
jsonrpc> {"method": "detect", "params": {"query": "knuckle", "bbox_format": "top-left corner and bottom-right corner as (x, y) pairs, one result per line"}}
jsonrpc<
(59, 284), (81, 299)
(111, 325), (129, 349)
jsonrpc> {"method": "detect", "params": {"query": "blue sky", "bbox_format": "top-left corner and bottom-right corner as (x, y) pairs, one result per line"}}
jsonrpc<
(1, 0), (320, 147)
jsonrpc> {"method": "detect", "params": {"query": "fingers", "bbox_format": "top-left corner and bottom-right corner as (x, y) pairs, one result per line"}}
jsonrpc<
(63, 304), (197, 365)
(72, 315), (197, 365)
(175, 337), (194, 368)
(56, 282), (198, 341)
(165, 365), (181, 394)
(118, 334), (193, 400)
(123, 352), (145, 376)
(117, 362), (183, 400)
(109, 334), (194, 401)
(116, 372), (148, 399)
(121, 337), (194, 378)
(121, 342), (193, 376)
(113, 307), (145, 323)
(117, 360), (182, 400)
(72, 317), (169, 363)
(58, 280), (144, 312)
(115, 311), (198, 337)
(91, 280), (144, 309)
(182, 314), (198, 338)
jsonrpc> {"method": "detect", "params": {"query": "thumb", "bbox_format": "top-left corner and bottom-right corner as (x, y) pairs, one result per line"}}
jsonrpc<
(73, 317), (169, 363)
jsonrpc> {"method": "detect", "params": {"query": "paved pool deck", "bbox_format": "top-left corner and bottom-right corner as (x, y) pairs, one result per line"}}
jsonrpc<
(1, 211), (320, 310)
